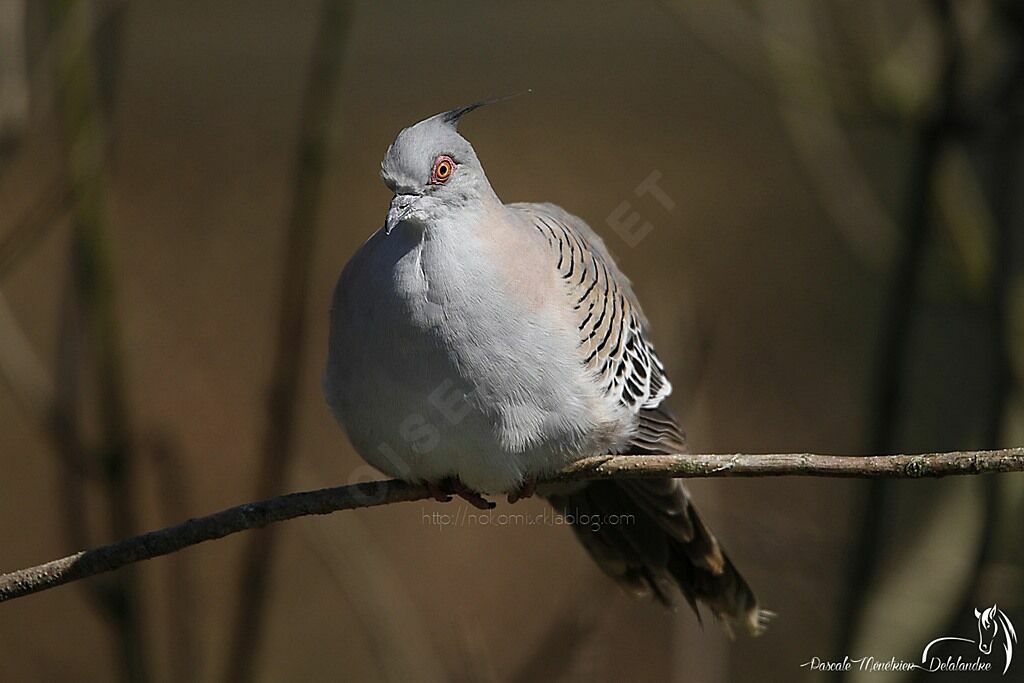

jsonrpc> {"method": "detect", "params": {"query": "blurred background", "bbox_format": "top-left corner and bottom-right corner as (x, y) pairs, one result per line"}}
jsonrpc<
(1, 1), (1023, 681)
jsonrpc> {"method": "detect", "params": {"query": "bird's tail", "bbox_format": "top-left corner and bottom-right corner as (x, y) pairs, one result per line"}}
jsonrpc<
(545, 408), (772, 636)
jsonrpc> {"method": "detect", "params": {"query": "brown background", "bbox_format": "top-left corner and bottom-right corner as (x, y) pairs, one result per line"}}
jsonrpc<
(1, 1), (1022, 681)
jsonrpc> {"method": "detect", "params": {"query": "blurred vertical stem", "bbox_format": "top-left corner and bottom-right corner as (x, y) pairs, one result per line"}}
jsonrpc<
(49, 1), (148, 681)
(943, 0), (1024, 643)
(985, 3), (1024, 452)
(150, 435), (202, 682)
(0, 0), (29, 170)
(837, 0), (960, 667)
(93, 0), (125, 124)
(53, 257), (91, 567)
(224, 2), (351, 681)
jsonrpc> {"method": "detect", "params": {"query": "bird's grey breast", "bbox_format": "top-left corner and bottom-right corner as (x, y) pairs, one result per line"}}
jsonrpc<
(323, 222), (487, 482)
(323, 211), (630, 491)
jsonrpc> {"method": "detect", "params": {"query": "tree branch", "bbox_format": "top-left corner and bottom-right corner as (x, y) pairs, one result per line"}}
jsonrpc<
(1, 449), (1022, 604)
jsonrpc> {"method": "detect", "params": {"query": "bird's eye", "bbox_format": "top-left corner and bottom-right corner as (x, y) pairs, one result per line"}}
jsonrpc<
(430, 155), (454, 184)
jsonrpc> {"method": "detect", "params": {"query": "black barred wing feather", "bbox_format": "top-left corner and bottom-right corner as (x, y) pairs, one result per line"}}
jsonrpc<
(515, 205), (770, 635)
(511, 202), (673, 414)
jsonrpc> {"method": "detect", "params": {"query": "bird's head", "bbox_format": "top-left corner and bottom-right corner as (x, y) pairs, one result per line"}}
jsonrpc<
(379, 98), (516, 234)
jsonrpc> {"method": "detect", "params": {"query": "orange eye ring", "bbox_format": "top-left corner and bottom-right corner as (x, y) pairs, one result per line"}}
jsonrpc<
(430, 155), (454, 184)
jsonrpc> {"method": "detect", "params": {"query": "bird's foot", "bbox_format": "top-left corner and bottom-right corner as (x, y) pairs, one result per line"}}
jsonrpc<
(507, 479), (536, 504)
(427, 478), (495, 510)
(427, 480), (454, 504)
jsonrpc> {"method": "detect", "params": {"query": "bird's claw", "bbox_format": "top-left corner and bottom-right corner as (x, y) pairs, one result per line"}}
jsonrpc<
(427, 481), (454, 504)
(427, 478), (495, 510)
(507, 479), (536, 504)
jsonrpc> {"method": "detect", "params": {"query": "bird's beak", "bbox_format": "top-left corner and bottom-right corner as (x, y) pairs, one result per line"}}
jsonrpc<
(385, 193), (421, 235)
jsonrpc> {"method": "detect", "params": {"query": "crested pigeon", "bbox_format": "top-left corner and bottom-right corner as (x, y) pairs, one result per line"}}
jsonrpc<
(323, 101), (770, 636)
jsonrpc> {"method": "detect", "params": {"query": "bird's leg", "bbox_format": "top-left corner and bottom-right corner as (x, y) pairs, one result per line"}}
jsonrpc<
(507, 478), (536, 504)
(451, 479), (496, 510)
(426, 480), (454, 504)
(427, 478), (495, 510)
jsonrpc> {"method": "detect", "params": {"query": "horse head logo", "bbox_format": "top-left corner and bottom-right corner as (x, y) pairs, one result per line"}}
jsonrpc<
(921, 604), (1017, 675)
(975, 604), (1016, 672)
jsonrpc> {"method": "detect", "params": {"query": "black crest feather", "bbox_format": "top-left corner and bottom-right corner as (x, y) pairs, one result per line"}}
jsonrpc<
(439, 90), (532, 127)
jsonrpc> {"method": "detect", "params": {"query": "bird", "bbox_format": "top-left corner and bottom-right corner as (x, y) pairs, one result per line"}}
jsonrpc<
(322, 99), (771, 636)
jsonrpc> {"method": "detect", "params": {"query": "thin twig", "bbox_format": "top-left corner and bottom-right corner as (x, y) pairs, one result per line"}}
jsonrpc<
(1, 450), (1022, 605)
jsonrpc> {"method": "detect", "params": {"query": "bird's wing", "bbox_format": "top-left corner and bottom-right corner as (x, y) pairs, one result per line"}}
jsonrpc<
(509, 202), (673, 416)
(511, 207), (771, 634)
